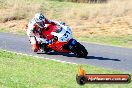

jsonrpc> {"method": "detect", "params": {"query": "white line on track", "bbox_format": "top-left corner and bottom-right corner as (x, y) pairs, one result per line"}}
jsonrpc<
(2, 49), (78, 65)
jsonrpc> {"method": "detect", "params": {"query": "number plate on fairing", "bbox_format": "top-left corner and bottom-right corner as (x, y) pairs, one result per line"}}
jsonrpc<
(59, 31), (72, 42)
(51, 26), (72, 42)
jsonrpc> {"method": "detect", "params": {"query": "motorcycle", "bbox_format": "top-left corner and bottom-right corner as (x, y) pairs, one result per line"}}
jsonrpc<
(38, 22), (88, 57)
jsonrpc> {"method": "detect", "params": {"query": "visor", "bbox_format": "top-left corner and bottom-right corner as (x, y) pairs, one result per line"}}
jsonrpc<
(36, 21), (45, 28)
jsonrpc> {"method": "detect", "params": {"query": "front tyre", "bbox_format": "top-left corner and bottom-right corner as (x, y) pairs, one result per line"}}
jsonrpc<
(72, 42), (88, 58)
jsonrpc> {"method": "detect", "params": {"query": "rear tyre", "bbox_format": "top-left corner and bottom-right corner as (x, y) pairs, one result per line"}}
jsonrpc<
(72, 42), (88, 57)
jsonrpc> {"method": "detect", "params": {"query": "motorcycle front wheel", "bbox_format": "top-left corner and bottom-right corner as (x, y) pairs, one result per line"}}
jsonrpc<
(72, 42), (88, 58)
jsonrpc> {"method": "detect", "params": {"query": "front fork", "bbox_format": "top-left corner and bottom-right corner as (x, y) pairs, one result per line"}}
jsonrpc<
(63, 39), (77, 51)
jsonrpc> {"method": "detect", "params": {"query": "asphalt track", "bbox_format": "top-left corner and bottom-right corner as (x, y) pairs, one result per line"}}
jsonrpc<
(0, 32), (132, 73)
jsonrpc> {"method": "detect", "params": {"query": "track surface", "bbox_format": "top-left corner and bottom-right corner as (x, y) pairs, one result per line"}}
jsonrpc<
(0, 32), (132, 73)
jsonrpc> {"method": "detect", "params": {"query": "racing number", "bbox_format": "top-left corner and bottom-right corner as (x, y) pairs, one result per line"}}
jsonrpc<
(64, 31), (70, 38)
(60, 31), (71, 42)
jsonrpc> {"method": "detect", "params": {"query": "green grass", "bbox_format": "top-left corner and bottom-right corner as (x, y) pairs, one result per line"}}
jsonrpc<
(0, 50), (132, 88)
(76, 35), (132, 48)
(0, 27), (25, 35)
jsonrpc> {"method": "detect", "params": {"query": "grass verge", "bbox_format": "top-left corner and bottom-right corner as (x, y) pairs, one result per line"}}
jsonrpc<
(0, 27), (26, 35)
(76, 35), (132, 48)
(0, 50), (132, 88)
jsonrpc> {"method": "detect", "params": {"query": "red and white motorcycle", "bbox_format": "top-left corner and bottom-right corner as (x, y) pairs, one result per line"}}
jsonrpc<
(38, 22), (88, 57)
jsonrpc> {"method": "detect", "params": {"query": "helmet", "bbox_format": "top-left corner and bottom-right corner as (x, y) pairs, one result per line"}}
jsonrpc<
(34, 12), (45, 28)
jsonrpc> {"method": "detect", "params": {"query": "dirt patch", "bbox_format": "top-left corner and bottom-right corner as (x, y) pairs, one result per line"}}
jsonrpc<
(1, 15), (132, 37)
(69, 15), (132, 37)
(0, 19), (28, 32)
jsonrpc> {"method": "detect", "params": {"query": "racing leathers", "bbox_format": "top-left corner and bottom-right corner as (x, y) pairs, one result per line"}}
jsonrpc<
(27, 18), (57, 52)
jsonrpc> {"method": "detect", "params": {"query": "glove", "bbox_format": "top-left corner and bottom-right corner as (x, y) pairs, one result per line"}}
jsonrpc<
(46, 40), (53, 44)
(32, 44), (39, 52)
(36, 37), (47, 44)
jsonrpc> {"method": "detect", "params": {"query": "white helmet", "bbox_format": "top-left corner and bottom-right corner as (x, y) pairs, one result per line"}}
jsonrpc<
(34, 12), (45, 28)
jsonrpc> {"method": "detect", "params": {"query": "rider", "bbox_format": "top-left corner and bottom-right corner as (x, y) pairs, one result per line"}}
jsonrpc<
(27, 12), (60, 52)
